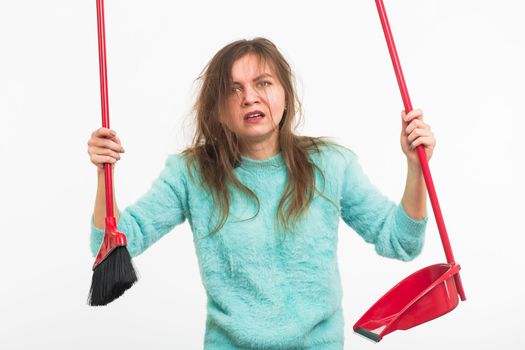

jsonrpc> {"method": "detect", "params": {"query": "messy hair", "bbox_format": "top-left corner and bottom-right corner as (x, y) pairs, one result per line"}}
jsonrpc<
(181, 37), (341, 239)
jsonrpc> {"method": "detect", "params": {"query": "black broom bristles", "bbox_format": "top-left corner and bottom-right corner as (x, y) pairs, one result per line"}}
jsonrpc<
(88, 246), (138, 306)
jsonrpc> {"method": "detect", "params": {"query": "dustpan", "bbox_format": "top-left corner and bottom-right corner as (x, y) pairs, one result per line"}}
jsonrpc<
(353, 0), (467, 342)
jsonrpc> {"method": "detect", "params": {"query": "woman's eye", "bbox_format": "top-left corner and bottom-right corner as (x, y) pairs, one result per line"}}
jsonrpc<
(259, 81), (271, 87)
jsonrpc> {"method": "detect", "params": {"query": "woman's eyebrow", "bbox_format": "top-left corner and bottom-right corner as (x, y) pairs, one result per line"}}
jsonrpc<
(232, 73), (274, 85)
(254, 73), (273, 81)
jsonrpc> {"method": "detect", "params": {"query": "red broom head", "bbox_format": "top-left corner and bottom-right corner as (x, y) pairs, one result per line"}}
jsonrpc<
(88, 246), (138, 306)
(88, 217), (138, 306)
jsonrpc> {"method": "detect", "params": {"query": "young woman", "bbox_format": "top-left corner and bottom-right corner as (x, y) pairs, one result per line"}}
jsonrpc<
(88, 37), (435, 349)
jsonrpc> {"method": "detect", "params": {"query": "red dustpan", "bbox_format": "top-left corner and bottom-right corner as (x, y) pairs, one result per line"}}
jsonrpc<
(353, 0), (466, 342)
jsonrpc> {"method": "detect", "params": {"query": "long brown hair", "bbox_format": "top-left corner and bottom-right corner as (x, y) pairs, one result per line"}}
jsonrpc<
(180, 37), (342, 239)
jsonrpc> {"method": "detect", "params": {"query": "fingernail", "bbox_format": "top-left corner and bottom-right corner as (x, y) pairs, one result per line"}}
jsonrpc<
(110, 130), (116, 135)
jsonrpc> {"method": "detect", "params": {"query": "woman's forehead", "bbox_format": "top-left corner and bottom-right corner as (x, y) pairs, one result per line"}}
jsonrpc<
(231, 54), (276, 83)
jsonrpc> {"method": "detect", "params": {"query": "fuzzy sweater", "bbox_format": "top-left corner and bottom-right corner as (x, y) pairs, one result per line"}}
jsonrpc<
(90, 144), (428, 349)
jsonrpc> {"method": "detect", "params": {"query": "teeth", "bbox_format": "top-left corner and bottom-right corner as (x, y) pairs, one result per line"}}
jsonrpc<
(247, 113), (263, 119)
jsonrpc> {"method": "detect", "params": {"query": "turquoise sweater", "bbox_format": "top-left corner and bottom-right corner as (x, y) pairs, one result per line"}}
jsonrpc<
(90, 144), (428, 349)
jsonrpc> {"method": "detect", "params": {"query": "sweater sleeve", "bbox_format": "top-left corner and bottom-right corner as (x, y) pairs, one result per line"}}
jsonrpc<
(339, 148), (428, 261)
(90, 154), (189, 258)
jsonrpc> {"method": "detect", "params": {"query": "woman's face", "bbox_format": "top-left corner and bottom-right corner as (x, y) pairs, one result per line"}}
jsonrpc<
(221, 53), (286, 149)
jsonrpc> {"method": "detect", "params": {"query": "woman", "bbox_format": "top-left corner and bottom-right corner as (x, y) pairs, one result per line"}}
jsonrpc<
(88, 37), (435, 349)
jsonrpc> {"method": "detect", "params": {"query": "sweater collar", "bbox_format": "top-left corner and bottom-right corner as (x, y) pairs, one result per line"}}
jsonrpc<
(239, 151), (284, 169)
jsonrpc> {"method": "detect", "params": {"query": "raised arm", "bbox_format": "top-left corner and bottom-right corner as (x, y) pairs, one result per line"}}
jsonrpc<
(89, 151), (190, 257)
(339, 148), (428, 261)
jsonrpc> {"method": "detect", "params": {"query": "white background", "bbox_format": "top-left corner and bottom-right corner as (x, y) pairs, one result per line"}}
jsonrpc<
(1, 0), (524, 349)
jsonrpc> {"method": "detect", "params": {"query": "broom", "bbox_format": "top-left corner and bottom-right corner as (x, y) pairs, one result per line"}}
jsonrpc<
(88, 0), (138, 306)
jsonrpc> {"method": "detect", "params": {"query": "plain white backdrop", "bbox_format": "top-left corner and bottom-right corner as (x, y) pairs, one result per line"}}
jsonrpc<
(1, 0), (524, 349)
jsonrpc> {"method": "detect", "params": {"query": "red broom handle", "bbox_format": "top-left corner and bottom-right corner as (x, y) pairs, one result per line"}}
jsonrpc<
(96, 0), (115, 219)
(374, 0), (465, 300)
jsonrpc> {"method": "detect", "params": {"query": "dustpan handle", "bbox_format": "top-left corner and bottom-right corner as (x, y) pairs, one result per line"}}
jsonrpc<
(96, 0), (116, 219)
(374, 0), (465, 300)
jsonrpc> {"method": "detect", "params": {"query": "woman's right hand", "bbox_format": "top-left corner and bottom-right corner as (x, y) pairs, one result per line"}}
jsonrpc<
(87, 127), (125, 170)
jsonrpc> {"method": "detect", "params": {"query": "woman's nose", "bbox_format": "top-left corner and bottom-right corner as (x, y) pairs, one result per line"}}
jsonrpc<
(242, 86), (260, 105)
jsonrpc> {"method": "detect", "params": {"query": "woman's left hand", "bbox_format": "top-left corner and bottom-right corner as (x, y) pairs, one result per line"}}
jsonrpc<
(400, 108), (436, 165)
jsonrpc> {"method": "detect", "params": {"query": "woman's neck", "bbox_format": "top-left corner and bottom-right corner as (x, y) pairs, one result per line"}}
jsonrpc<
(240, 137), (280, 160)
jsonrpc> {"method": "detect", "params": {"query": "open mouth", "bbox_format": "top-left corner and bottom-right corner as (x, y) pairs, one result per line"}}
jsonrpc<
(244, 111), (266, 120)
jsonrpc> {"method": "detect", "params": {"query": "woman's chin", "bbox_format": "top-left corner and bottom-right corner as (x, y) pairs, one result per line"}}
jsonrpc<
(238, 129), (276, 142)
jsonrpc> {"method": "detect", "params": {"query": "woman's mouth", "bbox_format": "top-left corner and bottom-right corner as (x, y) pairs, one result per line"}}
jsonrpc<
(244, 111), (265, 122)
